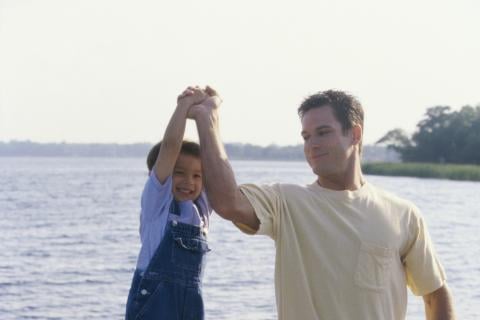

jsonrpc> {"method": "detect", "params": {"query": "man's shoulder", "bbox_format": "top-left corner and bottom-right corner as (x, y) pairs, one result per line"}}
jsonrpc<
(240, 182), (311, 195)
(367, 182), (417, 212)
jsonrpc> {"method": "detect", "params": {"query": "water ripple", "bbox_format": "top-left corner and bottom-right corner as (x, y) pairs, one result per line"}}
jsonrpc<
(0, 158), (478, 319)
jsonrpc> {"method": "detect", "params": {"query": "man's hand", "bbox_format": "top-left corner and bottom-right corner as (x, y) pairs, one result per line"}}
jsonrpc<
(187, 85), (222, 119)
(177, 86), (207, 109)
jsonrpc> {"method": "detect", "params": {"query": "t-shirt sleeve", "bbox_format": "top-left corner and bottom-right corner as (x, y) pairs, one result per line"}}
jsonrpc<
(402, 205), (447, 296)
(140, 171), (173, 222)
(236, 183), (282, 239)
(198, 191), (212, 216)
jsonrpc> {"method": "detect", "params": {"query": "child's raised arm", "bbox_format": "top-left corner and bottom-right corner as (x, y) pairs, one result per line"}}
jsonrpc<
(153, 87), (206, 183)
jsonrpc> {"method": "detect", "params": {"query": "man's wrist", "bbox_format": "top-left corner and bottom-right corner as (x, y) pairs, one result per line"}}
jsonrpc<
(193, 108), (218, 122)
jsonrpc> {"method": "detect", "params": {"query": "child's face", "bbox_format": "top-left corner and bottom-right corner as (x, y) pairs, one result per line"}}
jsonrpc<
(172, 154), (203, 201)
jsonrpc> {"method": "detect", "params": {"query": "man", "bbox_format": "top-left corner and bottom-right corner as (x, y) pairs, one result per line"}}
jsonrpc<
(187, 87), (456, 319)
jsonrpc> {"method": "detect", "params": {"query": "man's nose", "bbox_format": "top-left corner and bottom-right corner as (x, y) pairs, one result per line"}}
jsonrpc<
(308, 136), (321, 148)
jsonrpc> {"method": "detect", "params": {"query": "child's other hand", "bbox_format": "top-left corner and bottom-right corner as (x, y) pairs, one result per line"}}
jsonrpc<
(177, 86), (207, 108)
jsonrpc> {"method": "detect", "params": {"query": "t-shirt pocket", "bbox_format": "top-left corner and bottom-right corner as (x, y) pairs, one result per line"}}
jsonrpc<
(354, 241), (394, 292)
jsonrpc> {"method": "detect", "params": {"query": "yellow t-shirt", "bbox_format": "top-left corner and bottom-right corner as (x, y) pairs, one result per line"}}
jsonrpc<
(237, 181), (446, 320)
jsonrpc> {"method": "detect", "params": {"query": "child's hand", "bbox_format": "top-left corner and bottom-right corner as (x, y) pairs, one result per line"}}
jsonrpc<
(187, 86), (222, 119)
(177, 86), (207, 108)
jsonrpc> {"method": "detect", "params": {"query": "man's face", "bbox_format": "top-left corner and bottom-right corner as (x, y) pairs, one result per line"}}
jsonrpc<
(172, 154), (203, 201)
(301, 105), (355, 177)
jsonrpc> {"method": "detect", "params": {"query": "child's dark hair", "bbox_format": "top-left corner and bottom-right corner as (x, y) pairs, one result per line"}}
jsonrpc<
(147, 140), (201, 172)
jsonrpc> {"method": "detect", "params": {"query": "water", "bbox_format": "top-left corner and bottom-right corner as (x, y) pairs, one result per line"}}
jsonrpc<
(0, 157), (479, 319)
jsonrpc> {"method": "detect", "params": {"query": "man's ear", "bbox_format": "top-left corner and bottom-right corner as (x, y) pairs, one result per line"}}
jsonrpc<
(351, 124), (362, 146)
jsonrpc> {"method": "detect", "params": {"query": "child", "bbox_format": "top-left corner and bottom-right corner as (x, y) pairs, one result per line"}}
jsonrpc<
(125, 87), (212, 320)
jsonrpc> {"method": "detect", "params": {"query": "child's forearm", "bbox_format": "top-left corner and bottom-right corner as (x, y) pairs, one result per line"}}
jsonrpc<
(162, 103), (189, 148)
(153, 103), (190, 183)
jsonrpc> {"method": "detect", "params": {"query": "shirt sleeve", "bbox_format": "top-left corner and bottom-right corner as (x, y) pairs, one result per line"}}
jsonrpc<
(236, 183), (282, 240)
(195, 191), (212, 229)
(198, 191), (212, 216)
(402, 205), (447, 296)
(140, 171), (173, 223)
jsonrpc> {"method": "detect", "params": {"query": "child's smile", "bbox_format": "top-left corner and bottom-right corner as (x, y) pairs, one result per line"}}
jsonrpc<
(172, 154), (203, 201)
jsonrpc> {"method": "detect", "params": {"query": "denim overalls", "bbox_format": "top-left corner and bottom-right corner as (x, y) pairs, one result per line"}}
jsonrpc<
(125, 202), (210, 320)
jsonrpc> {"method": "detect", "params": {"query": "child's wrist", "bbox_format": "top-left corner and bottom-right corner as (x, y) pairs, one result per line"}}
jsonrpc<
(176, 101), (192, 110)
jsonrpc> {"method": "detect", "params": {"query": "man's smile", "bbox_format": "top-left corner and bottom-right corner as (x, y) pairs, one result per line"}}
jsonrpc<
(310, 152), (329, 160)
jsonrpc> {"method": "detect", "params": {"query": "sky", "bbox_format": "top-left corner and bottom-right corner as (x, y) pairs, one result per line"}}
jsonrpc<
(1, 0), (479, 146)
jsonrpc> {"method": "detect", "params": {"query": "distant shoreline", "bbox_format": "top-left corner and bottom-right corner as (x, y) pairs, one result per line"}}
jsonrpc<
(0, 141), (400, 163)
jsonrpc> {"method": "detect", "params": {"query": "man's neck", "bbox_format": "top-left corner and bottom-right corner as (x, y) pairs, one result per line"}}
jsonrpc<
(316, 156), (364, 191)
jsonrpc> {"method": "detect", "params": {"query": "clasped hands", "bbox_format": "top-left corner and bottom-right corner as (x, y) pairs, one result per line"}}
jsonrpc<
(177, 85), (222, 119)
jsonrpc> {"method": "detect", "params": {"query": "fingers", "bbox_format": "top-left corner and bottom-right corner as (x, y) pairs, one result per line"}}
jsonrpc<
(182, 86), (203, 96)
(177, 92), (190, 100)
(177, 86), (200, 101)
(178, 90), (192, 100)
(180, 85), (217, 98)
(205, 85), (222, 104)
(205, 85), (218, 97)
(178, 85), (222, 107)
(177, 85), (210, 108)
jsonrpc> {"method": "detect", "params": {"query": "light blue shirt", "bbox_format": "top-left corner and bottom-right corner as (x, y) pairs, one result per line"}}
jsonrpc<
(135, 171), (211, 271)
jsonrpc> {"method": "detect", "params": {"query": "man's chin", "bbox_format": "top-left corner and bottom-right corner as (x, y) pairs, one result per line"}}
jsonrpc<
(312, 166), (336, 177)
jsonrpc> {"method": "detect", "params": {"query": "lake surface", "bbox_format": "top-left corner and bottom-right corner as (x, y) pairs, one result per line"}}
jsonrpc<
(0, 157), (479, 319)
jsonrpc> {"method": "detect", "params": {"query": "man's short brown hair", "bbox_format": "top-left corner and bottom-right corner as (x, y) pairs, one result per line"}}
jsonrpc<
(298, 90), (364, 151)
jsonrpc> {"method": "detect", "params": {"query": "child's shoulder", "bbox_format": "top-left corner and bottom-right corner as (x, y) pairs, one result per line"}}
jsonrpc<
(141, 173), (174, 211)
(146, 172), (173, 193)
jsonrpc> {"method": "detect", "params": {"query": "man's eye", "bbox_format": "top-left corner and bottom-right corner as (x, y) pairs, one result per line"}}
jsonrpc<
(302, 136), (309, 141)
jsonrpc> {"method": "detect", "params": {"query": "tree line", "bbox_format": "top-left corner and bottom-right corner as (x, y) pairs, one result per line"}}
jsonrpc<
(377, 104), (480, 164)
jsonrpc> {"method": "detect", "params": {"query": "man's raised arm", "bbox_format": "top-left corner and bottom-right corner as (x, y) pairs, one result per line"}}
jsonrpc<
(188, 86), (260, 232)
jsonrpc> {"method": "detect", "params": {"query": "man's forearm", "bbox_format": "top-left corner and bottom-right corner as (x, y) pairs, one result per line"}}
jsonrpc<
(424, 285), (456, 320)
(194, 110), (239, 218)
